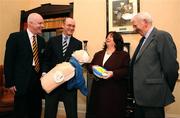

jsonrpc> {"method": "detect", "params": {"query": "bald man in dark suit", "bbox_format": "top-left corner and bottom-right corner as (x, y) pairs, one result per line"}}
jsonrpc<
(4, 13), (46, 118)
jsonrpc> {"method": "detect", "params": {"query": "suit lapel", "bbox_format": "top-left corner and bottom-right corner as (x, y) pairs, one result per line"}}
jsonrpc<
(100, 51), (106, 66)
(58, 35), (63, 56)
(23, 31), (33, 54)
(37, 36), (41, 55)
(135, 28), (157, 61)
(67, 37), (73, 51)
(103, 51), (116, 67)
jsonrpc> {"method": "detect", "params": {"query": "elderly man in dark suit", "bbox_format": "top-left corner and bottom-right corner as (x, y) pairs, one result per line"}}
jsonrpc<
(130, 12), (179, 118)
(43, 17), (82, 118)
(4, 13), (46, 118)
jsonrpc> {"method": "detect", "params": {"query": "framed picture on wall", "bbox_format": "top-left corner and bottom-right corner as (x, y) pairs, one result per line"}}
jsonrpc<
(107, 0), (140, 34)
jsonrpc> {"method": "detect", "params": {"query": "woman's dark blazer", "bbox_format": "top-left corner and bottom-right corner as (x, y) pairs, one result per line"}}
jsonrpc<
(87, 50), (130, 117)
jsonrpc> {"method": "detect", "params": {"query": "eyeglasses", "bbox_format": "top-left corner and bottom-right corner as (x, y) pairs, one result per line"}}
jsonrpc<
(65, 24), (75, 28)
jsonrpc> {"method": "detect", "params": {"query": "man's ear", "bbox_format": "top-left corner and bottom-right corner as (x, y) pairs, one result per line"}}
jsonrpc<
(62, 23), (65, 29)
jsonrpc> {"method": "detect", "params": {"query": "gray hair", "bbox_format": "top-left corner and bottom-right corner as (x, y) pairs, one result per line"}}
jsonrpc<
(132, 12), (153, 24)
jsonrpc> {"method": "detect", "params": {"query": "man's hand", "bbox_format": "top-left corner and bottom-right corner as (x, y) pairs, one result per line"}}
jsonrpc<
(9, 86), (16, 94)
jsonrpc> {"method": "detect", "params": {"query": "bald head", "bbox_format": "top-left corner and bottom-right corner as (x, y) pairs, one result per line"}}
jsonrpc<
(64, 17), (75, 25)
(27, 13), (43, 24)
(27, 13), (44, 35)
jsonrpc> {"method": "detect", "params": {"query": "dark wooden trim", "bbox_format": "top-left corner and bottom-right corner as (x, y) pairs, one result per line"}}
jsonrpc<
(20, 3), (73, 31)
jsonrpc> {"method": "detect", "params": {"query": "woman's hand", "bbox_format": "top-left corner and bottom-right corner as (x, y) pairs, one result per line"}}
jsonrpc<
(102, 71), (113, 79)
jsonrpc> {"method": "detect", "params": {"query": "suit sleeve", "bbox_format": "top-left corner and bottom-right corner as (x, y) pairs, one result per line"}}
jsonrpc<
(42, 37), (53, 72)
(4, 33), (17, 88)
(157, 31), (179, 91)
(77, 40), (82, 50)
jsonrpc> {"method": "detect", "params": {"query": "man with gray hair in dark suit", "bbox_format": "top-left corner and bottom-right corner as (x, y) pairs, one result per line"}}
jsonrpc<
(130, 12), (179, 118)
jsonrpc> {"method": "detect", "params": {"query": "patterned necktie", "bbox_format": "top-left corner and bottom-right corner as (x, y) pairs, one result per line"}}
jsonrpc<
(32, 36), (40, 72)
(131, 36), (145, 65)
(63, 36), (68, 56)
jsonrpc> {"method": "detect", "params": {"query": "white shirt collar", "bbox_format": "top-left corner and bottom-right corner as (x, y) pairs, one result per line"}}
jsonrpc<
(27, 28), (36, 39)
(144, 26), (154, 39)
(62, 34), (70, 39)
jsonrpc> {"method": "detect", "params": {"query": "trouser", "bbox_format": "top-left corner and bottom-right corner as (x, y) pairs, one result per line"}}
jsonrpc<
(44, 87), (77, 118)
(134, 104), (165, 118)
(14, 69), (42, 118)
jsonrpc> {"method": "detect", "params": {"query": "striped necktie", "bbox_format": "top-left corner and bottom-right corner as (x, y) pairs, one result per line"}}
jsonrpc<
(32, 35), (40, 72)
(63, 36), (68, 56)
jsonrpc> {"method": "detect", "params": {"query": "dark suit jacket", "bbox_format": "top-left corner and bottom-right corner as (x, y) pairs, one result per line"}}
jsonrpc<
(4, 31), (46, 95)
(132, 28), (179, 107)
(43, 35), (82, 87)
